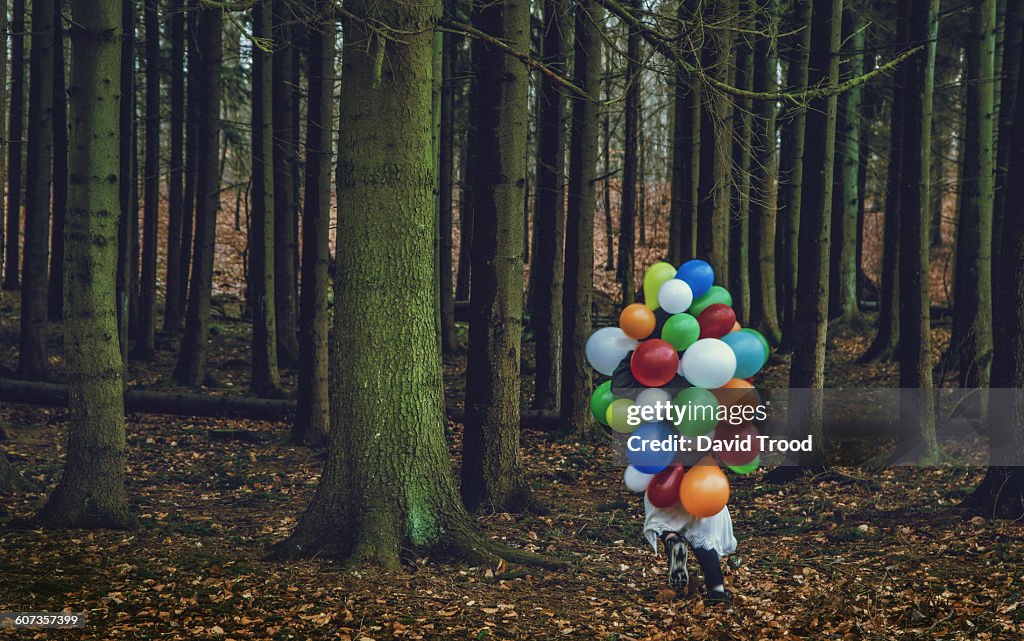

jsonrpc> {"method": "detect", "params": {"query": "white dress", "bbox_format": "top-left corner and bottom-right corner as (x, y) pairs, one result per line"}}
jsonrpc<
(642, 493), (738, 556)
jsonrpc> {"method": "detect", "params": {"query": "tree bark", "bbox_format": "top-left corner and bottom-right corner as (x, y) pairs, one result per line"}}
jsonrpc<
(134, 0), (160, 358)
(180, 1), (199, 315)
(993, 0), (1023, 278)
(0, 0), (6, 303)
(34, 0), (136, 530)
(668, 0), (700, 266)
(115, 0), (136, 361)
(19, 0), (57, 380)
(561, 0), (602, 436)
(48, 1), (67, 322)
(602, 104), (614, 272)
(616, 0), (640, 305)
(530, 0), (567, 411)
(173, 4), (222, 387)
(438, 6), (458, 354)
(3, 0), (25, 291)
(294, 3), (334, 447)
(163, 0), (186, 333)
(748, 0), (781, 343)
(730, 5), (753, 326)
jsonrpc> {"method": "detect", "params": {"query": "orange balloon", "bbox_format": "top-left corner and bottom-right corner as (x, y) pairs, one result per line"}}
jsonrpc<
(619, 303), (656, 340)
(713, 378), (758, 409)
(730, 321), (742, 333)
(679, 458), (730, 518)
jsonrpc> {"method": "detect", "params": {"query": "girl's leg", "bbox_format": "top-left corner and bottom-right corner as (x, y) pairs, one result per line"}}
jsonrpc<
(659, 531), (688, 591)
(691, 546), (732, 606)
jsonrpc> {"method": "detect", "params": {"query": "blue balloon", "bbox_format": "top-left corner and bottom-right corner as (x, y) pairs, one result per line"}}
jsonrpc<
(626, 422), (676, 474)
(676, 260), (715, 299)
(721, 330), (767, 378)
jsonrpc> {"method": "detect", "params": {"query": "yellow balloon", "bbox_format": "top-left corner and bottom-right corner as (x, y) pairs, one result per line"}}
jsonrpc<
(606, 398), (639, 433)
(643, 262), (677, 310)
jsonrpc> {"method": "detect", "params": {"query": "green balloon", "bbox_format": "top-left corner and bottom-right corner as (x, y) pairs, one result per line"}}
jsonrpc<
(741, 328), (770, 365)
(727, 455), (761, 475)
(643, 262), (678, 310)
(672, 387), (719, 437)
(606, 398), (639, 433)
(689, 285), (733, 316)
(590, 381), (615, 425)
(661, 313), (700, 351)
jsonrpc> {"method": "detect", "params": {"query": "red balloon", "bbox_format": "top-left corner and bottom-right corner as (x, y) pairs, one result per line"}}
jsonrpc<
(647, 464), (685, 508)
(697, 304), (737, 339)
(713, 421), (761, 467)
(630, 339), (680, 387)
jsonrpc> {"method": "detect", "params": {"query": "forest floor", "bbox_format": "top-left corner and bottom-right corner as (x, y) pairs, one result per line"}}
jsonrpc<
(1, 296), (1022, 640)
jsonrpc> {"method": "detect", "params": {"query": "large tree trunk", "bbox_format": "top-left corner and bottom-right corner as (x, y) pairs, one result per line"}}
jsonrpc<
(616, 0), (640, 305)
(0, 0), (6, 303)
(696, 0), (736, 276)
(180, 1), (199, 316)
(561, 0), (602, 436)
(668, 0), (700, 265)
(271, 0), (300, 368)
(272, 0), (543, 567)
(784, 0), (841, 472)
(134, 0), (160, 358)
(115, 0), (136, 361)
(249, 0), (282, 398)
(293, 3), (334, 447)
(951, 0), (996, 389)
(748, 0), (781, 343)
(34, 0), (135, 530)
(461, 0), (535, 513)
(828, 8), (863, 321)
(898, 0), (939, 459)
(775, 0), (812, 346)
(3, 0), (25, 291)
(48, 1), (67, 322)
(19, 0), (57, 380)
(530, 0), (567, 411)
(163, 0), (186, 333)
(729, 5), (753, 326)
(438, 7), (458, 354)
(993, 1), (1024, 277)
(173, 4), (222, 387)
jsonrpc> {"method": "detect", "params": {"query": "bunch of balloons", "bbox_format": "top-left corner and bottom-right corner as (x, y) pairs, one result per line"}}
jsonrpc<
(586, 259), (770, 518)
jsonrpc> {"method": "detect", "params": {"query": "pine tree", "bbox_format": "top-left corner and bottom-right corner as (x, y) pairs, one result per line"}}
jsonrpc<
(135, 0), (161, 358)
(164, 0), (186, 333)
(3, 0), (26, 291)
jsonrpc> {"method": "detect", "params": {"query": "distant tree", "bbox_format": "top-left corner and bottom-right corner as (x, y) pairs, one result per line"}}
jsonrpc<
(135, 0), (161, 358)
(19, 0), (57, 379)
(180, 0), (200, 317)
(173, 3), (222, 387)
(164, 0), (186, 333)
(561, 0), (603, 436)
(668, 0), (700, 265)
(0, 0), (6, 299)
(3, 0), (25, 291)
(729, 3), (753, 326)
(438, 2), (458, 354)
(616, 0), (640, 305)
(115, 0), (137, 360)
(48, 1), (68, 322)
(993, 0), (1024, 276)
(34, 0), (135, 530)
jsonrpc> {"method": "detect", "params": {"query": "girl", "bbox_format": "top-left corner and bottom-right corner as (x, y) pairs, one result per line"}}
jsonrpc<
(644, 492), (736, 607)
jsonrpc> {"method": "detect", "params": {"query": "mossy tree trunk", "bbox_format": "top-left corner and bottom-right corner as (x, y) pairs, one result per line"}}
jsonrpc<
(34, 0), (135, 530)
(530, 0), (567, 411)
(173, 4), (221, 387)
(19, 0), (57, 380)
(3, 0), (25, 291)
(561, 0), (603, 436)
(164, 0), (186, 333)
(461, 0), (535, 513)
(294, 2), (333, 447)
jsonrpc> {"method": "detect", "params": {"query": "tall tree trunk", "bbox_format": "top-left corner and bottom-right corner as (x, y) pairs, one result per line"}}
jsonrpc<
(164, 0), (186, 332)
(828, 8), (863, 321)
(696, 0), (736, 276)
(249, 0), (282, 398)
(530, 0), (567, 411)
(461, 0), (535, 513)
(272, 0), (299, 367)
(785, 0), (841, 472)
(776, 0), (812, 345)
(748, 0), (781, 343)
(668, 0), (700, 265)
(34, 0), (136, 530)
(180, 0), (198, 314)
(173, 3), (221, 387)
(898, 0), (939, 459)
(602, 104), (614, 271)
(729, 6), (753, 326)
(19, 0), (57, 379)
(135, 0), (160, 358)
(616, 0), (640, 305)
(0, 0), (6, 302)
(455, 38), (476, 304)
(273, 0), (527, 567)
(115, 0), (136, 361)
(952, 0), (996, 389)
(294, 3), (334, 447)
(438, 8), (458, 354)
(3, 0), (25, 291)
(561, 0), (602, 436)
(993, 1), (1024, 277)
(48, 0), (67, 322)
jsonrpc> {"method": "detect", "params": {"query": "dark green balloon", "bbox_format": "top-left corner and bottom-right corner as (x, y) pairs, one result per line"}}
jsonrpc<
(689, 285), (733, 316)
(661, 313), (700, 350)
(590, 380), (615, 425)
(727, 455), (760, 475)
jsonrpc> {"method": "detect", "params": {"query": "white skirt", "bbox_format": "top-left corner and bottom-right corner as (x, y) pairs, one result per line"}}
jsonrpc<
(642, 494), (738, 556)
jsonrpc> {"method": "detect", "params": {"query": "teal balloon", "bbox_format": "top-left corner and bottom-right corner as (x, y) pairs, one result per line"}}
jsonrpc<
(672, 387), (719, 437)
(727, 455), (760, 475)
(590, 381), (615, 425)
(661, 313), (700, 351)
(722, 330), (767, 378)
(741, 328), (771, 363)
(689, 286), (733, 316)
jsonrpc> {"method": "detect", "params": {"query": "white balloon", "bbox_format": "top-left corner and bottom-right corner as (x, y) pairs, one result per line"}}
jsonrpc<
(624, 465), (654, 493)
(585, 327), (639, 376)
(658, 279), (694, 314)
(635, 387), (673, 413)
(679, 338), (737, 389)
